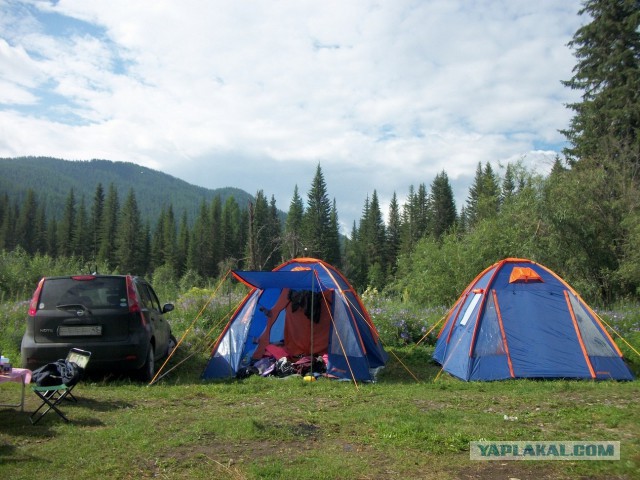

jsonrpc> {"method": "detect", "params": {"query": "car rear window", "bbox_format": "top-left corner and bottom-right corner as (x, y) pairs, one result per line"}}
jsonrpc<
(38, 277), (128, 310)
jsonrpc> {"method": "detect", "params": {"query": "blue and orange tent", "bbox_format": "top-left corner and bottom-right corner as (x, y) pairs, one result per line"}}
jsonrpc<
(202, 258), (387, 382)
(433, 258), (634, 381)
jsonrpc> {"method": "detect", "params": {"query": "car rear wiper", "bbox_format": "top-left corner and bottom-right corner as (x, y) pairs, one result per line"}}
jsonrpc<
(56, 303), (93, 315)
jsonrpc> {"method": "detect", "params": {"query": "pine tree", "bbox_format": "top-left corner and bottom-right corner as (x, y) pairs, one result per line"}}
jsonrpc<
(115, 189), (144, 274)
(90, 183), (105, 264)
(210, 196), (223, 275)
(221, 196), (241, 265)
(386, 191), (401, 275)
(246, 190), (275, 270)
(15, 189), (38, 254)
(98, 184), (119, 269)
(57, 189), (76, 258)
(0, 194), (10, 251)
(466, 162), (500, 227)
(302, 164), (333, 260)
(362, 190), (386, 289)
(284, 185), (304, 260)
(176, 210), (190, 275)
(188, 200), (214, 277)
(430, 171), (457, 239)
(501, 163), (517, 205)
(326, 198), (342, 267)
(34, 203), (47, 254)
(561, 0), (640, 171)
(73, 196), (91, 261)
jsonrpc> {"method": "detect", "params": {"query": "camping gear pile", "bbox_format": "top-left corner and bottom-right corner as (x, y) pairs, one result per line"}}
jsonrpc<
(235, 343), (328, 379)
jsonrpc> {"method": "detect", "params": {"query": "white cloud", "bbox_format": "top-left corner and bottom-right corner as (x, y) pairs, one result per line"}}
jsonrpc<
(0, 0), (585, 228)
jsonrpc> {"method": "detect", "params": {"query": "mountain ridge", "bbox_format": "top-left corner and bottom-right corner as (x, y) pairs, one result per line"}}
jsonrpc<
(0, 156), (255, 223)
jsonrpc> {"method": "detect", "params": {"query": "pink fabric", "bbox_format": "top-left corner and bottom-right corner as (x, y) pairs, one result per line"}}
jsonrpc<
(265, 344), (289, 360)
(0, 367), (32, 384)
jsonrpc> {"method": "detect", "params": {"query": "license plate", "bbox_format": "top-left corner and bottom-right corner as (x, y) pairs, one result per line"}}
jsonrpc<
(58, 325), (102, 337)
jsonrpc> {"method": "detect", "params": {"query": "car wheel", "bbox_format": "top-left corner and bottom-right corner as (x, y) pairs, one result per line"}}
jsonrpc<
(139, 343), (155, 382)
(167, 334), (177, 356)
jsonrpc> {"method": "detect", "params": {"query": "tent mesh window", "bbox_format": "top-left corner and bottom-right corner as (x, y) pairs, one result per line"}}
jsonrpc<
(473, 293), (506, 357)
(567, 293), (618, 357)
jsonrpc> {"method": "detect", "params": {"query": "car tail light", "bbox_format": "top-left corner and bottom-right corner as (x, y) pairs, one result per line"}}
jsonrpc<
(125, 276), (147, 325)
(28, 278), (45, 316)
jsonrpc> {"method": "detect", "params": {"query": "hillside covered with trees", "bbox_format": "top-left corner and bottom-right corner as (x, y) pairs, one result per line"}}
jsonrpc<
(1, 0), (639, 308)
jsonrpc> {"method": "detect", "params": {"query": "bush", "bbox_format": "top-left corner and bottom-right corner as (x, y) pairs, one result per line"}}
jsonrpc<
(362, 288), (448, 347)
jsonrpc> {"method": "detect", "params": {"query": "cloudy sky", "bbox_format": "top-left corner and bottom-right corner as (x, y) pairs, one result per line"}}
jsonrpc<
(0, 0), (585, 230)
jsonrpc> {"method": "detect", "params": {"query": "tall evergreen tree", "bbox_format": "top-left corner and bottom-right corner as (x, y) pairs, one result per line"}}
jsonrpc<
(386, 191), (402, 275)
(302, 164), (333, 260)
(284, 185), (305, 260)
(57, 189), (76, 258)
(466, 162), (500, 227)
(98, 184), (119, 269)
(188, 200), (214, 277)
(34, 203), (47, 254)
(46, 217), (58, 257)
(73, 196), (91, 261)
(561, 0), (640, 172)
(361, 190), (386, 289)
(210, 196), (223, 275)
(221, 196), (242, 265)
(246, 191), (278, 270)
(429, 171), (457, 239)
(115, 189), (144, 274)
(326, 198), (342, 267)
(176, 210), (190, 275)
(90, 183), (105, 263)
(15, 189), (38, 254)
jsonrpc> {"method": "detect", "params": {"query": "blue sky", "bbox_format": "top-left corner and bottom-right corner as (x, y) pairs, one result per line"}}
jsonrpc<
(0, 0), (585, 231)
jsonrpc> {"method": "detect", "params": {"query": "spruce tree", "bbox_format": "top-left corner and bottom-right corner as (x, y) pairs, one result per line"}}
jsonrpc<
(430, 171), (457, 239)
(386, 191), (402, 275)
(188, 200), (213, 277)
(284, 185), (304, 260)
(302, 164), (333, 260)
(115, 189), (144, 274)
(326, 198), (342, 267)
(176, 210), (190, 275)
(98, 184), (119, 269)
(90, 183), (105, 264)
(15, 189), (38, 254)
(57, 189), (76, 258)
(561, 0), (640, 170)
(73, 196), (91, 261)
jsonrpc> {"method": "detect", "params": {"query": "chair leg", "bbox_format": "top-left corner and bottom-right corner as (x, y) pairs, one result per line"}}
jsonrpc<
(30, 390), (71, 425)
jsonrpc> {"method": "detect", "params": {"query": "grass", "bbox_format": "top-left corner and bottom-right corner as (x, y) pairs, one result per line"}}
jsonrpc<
(1, 347), (639, 480)
(2, 291), (640, 479)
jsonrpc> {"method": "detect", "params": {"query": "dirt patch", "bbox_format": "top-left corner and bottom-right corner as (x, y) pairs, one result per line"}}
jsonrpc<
(456, 462), (564, 480)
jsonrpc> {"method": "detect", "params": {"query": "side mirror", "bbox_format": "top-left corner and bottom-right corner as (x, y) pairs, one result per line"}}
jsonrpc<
(162, 303), (174, 314)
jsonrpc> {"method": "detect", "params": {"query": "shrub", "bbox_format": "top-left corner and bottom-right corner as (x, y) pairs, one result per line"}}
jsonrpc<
(362, 288), (448, 347)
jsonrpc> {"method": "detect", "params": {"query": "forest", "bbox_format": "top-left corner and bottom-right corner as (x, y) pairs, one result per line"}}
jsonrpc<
(1, 0), (639, 311)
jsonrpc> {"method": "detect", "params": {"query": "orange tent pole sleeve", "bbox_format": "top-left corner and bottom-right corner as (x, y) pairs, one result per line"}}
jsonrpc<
(492, 289), (515, 378)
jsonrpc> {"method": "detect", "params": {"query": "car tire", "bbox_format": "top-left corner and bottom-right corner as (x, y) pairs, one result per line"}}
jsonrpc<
(139, 343), (155, 382)
(167, 334), (177, 357)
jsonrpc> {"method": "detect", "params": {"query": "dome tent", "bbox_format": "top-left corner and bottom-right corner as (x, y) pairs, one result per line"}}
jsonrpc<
(433, 258), (633, 381)
(202, 258), (387, 382)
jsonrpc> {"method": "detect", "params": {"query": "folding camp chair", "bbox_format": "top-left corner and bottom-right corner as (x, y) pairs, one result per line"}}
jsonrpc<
(30, 348), (91, 425)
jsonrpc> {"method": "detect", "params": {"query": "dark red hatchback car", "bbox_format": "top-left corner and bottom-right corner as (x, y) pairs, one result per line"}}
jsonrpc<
(21, 274), (175, 381)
